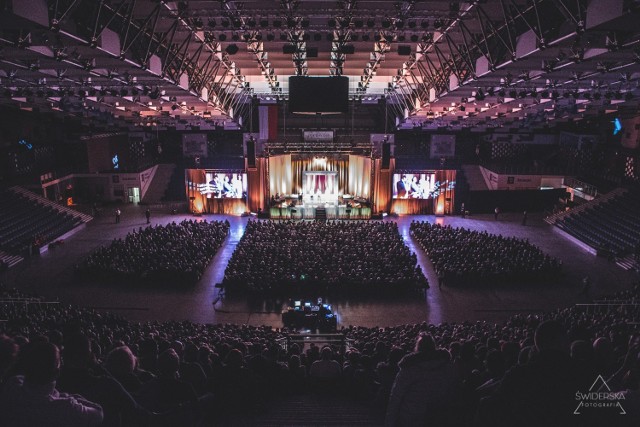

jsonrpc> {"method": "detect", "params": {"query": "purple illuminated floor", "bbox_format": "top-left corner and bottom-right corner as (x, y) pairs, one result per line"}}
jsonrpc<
(1, 204), (636, 328)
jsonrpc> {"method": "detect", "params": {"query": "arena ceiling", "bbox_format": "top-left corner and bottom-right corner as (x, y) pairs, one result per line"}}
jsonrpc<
(1, 0), (640, 131)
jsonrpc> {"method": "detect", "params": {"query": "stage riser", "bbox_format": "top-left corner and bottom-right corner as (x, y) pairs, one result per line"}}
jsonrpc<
(270, 206), (371, 220)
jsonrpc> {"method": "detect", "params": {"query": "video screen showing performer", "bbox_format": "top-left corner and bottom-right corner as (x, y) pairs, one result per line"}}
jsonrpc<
(201, 172), (247, 199)
(392, 173), (437, 199)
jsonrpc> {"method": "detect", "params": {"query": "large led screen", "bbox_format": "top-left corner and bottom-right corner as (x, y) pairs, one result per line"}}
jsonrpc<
(198, 172), (247, 199)
(392, 173), (437, 199)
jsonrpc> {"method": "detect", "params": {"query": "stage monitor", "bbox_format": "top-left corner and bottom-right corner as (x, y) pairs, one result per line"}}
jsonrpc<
(288, 76), (349, 114)
(200, 172), (247, 199)
(393, 173), (437, 199)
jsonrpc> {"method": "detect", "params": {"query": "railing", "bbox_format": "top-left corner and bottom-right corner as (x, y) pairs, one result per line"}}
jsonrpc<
(564, 177), (599, 198)
(277, 333), (348, 352)
(0, 299), (61, 315)
(10, 186), (93, 223)
(544, 187), (627, 225)
(574, 303), (640, 317)
(481, 162), (578, 176)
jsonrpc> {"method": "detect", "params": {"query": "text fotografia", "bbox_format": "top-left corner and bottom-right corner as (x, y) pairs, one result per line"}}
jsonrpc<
(574, 375), (626, 415)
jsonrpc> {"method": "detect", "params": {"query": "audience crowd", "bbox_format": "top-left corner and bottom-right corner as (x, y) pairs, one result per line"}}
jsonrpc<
(222, 220), (429, 294)
(410, 221), (562, 286)
(0, 283), (638, 426)
(76, 220), (229, 285)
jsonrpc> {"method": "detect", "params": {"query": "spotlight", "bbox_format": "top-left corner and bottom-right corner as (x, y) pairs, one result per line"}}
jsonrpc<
(328, 18), (336, 27)
(351, 34), (359, 41)
(287, 18), (296, 28)
(301, 19), (310, 28)
(509, 89), (517, 98)
(362, 34), (370, 41)
(193, 18), (203, 29)
(382, 18), (391, 28)
(218, 33), (227, 41)
(225, 44), (239, 55)
(313, 33), (322, 41)
(498, 89), (506, 97)
(208, 19), (216, 28)
(259, 18), (269, 28)
(221, 19), (229, 27)
(273, 19), (282, 28)
(367, 18), (375, 28)
(247, 18), (256, 27)
(410, 34), (419, 42)
(421, 20), (429, 29)
(397, 34), (406, 42)
(327, 33), (334, 41)
(302, 33), (310, 41)
(374, 34), (382, 42)
(408, 20), (417, 29)
(434, 19), (443, 30)
(280, 33), (288, 41)
(266, 33), (275, 41)
(232, 32), (240, 41)
(354, 19), (364, 28)
(120, 88), (128, 97)
(625, 92), (634, 101)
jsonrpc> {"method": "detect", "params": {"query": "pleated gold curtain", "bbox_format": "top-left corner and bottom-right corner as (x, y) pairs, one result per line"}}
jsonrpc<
(291, 155), (349, 194)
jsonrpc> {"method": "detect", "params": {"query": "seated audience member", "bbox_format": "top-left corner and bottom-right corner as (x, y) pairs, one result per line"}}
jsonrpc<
(105, 345), (149, 394)
(385, 334), (464, 427)
(309, 346), (342, 380)
(0, 341), (104, 427)
(138, 348), (199, 413)
(475, 320), (585, 427)
(57, 333), (152, 427)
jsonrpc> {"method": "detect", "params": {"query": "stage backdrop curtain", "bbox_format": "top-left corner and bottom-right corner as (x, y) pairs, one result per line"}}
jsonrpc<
(268, 154), (292, 196)
(391, 199), (434, 215)
(372, 158), (394, 214)
(291, 155), (348, 195)
(348, 155), (371, 198)
(247, 157), (268, 211)
(434, 169), (456, 214)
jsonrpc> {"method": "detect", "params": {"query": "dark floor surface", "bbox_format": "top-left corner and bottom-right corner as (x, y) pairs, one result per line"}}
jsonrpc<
(1, 204), (636, 328)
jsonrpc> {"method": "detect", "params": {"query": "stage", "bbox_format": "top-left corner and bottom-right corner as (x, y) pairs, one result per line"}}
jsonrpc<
(184, 147), (456, 217)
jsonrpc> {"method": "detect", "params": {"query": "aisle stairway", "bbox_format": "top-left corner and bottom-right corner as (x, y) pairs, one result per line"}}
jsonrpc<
(315, 207), (327, 221)
(461, 165), (489, 191)
(0, 250), (23, 269)
(141, 164), (175, 204)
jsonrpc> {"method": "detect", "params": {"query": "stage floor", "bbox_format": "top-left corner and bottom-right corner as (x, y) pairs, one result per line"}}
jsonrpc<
(2, 204), (636, 328)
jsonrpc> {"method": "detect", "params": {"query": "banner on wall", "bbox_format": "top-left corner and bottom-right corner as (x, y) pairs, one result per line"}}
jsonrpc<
(259, 105), (278, 141)
(304, 130), (334, 143)
(182, 134), (208, 157)
(430, 135), (456, 159)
